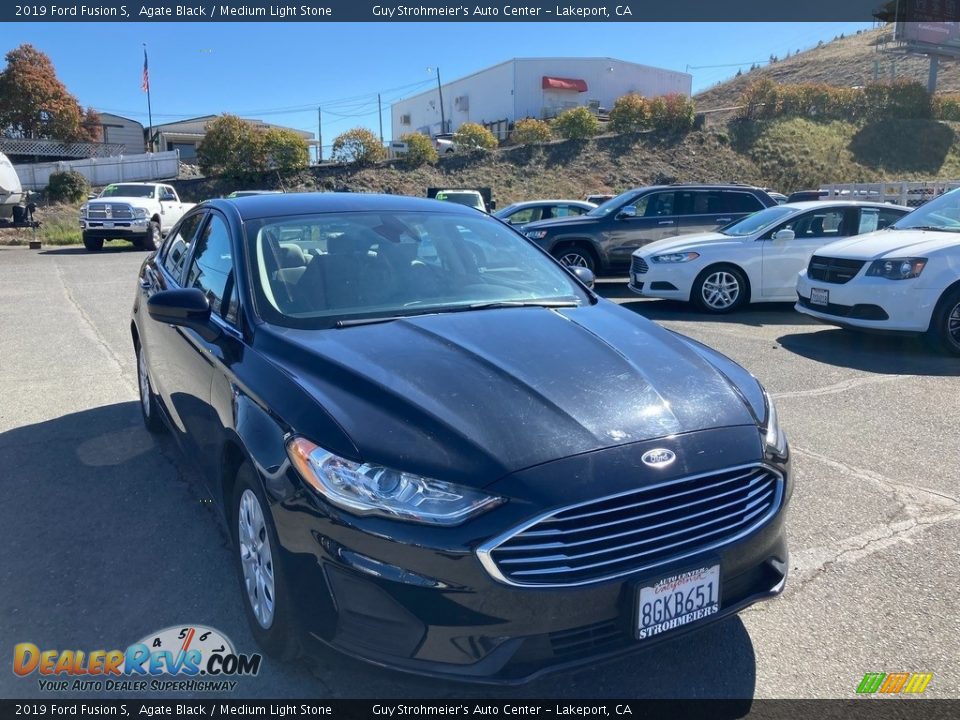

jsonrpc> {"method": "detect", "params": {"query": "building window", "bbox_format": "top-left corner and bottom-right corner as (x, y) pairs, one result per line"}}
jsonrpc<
(168, 142), (197, 159)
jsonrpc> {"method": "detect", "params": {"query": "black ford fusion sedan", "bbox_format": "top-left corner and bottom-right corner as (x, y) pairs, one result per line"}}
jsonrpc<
(131, 193), (791, 684)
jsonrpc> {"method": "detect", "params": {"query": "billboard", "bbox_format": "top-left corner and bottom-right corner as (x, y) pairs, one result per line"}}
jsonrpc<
(892, 1), (960, 52)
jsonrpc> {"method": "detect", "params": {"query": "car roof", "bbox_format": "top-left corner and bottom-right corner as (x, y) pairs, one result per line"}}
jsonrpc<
(206, 192), (484, 220)
(782, 200), (912, 211)
(504, 200), (594, 208)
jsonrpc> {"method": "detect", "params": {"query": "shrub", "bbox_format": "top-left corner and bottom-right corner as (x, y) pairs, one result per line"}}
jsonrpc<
(649, 94), (696, 132)
(47, 170), (89, 203)
(553, 107), (599, 139)
(737, 80), (932, 122)
(737, 79), (780, 119)
(609, 93), (650, 134)
(399, 132), (438, 167)
(331, 127), (386, 165)
(263, 127), (309, 173)
(452, 122), (498, 150)
(197, 114), (266, 178)
(934, 95), (960, 121)
(510, 118), (552, 144)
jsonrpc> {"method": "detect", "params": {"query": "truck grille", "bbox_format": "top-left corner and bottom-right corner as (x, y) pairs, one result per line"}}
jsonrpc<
(807, 256), (865, 284)
(631, 256), (649, 275)
(479, 464), (782, 587)
(86, 204), (134, 220)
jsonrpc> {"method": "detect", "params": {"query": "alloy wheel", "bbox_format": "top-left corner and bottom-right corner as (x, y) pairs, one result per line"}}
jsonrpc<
(701, 271), (741, 310)
(559, 252), (589, 268)
(138, 348), (151, 418)
(238, 489), (276, 629)
(948, 301), (960, 348)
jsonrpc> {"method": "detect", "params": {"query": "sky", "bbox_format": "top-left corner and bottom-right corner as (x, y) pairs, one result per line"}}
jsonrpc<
(3, 21), (874, 155)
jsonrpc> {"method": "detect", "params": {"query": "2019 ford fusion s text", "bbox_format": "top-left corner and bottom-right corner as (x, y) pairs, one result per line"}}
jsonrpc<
(131, 193), (791, 683)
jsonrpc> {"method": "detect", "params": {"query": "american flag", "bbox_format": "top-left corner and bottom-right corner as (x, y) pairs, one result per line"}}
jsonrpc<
(141, 48), (150, 93)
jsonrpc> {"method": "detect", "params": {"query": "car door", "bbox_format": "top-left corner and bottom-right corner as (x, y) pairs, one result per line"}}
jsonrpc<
(760, 206), (855, 298)
(158, 184), (184, 232)
(601, 191), (680, 268)
(679, 190), (766, 235)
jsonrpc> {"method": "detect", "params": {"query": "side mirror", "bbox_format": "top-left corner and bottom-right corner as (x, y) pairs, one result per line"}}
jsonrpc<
(147, 288), (220, 342)
(161, 193), (176, 202)
(88, 193), (98, 200)
(616, 206), (637, 220)
(570, 266), (595, 289)
(772, 229), (795, 241)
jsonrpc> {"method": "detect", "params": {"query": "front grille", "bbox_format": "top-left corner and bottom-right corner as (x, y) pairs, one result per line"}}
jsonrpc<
(631, 256), (649, 275)
(480, 464), (782, 587)
(797, 295), (889, 320)
(87, 204), (134, 220)
(549, 620), (627, 658)
(807, 256), (865, 284)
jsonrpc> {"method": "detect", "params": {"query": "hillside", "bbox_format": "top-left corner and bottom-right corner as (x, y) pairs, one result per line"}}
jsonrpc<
(696, 26), (960, 110)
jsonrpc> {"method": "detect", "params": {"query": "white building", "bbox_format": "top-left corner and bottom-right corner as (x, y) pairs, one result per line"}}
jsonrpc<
(391, 57), (692, 141)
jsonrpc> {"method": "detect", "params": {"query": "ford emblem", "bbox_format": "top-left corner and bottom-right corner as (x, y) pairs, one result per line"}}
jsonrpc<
(642, 448), (676, 468)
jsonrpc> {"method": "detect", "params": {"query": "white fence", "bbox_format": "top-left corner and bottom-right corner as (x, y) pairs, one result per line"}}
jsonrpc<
(13, 150), (181, 191)
(820, 181), (960, 208)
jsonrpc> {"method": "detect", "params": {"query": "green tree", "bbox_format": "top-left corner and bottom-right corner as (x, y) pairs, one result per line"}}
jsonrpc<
(398, 132), (438, 167)
(331, 127), (386, 165)
(509, 118), (552, 144)
(452, 122), (498, 150)
(263, 127), (309, 173)
(609, 93), (651, 134)
(648, 94), (696, 133)
(0, 44), (100, 142)
(553, 107), (600, 140)
(196, 114), (266, 177)
(47, 170), (89, 203)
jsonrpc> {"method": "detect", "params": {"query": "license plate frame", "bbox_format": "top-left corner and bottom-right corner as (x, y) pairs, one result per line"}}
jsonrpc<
(634, 563), (721, 641)
(810, 287), (829, 306)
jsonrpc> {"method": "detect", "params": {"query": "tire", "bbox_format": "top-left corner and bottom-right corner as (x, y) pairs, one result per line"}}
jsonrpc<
(82, 233), (103, 252)
(693, 265), (749, 313)
(136, 342), (165, 433)
(553, 245), (596, 272)
(927, 287), (960, 356)
(140, 221), (161, 251)
(231, 463), (301, 661)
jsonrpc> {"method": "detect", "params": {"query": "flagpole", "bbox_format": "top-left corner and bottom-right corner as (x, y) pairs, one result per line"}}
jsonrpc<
(143, 44), (154, 152)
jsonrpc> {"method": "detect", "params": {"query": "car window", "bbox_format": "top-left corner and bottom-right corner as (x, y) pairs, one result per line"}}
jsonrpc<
(778, 209), (848, 239)
(185, 214), (234, 320)
(160, 213), (204, 284)
(878, 208), (906, 230)
(721, 192), (766, 214)
(558, 205), (588, 217)
(629, 192), (675, 217)
(507, 207), (540, 224)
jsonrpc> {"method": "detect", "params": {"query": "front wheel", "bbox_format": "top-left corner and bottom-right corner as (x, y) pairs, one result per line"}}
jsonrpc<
(553, 246), (596, 272)
(138, 221), (161, 251)
(82, 233), (103, 252)
(136, 343), (164, 434)
(232, 463), (300, 660)
(927, 287), (960, 356)
(693, 266), (748, 313)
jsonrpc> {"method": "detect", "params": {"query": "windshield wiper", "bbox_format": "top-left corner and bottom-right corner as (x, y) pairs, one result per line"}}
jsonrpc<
(334, 300), (579, 328)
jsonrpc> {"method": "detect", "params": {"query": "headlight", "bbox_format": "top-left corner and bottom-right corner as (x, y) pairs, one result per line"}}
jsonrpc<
(866, 257), (926, 280)
(525, 230), (548, 240)
(763, 391), (788, 456)
(286, 438), (504, 526)
(133, 208), (148, 219)
(79, 204), (87, 216)
(652, 252), (700, 264)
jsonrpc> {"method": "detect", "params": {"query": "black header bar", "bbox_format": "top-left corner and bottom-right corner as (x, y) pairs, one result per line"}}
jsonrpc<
(1, 0), (946, 23)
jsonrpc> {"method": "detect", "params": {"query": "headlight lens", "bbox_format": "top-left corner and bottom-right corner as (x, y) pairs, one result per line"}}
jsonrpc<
(133, 208), (148, 219)
(652, 252), (700, 264)
(763, 392), (788, 456)
(286, 438), (504, 526)
(866, 257), (927, 280)
(79, 204), (87, 216)
(525, 230), (548, 240)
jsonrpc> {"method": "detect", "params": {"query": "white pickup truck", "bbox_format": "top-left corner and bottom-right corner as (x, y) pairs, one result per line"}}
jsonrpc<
(80, 182), (195, 252)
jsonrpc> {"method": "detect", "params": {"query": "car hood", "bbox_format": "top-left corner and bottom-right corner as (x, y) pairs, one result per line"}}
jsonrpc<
(634, 232), (737, 257)
(522, 215), (600, 232)
(814, 229), (960, 259)
(263, 302), (763, 487)
(89, 197), (153, 206)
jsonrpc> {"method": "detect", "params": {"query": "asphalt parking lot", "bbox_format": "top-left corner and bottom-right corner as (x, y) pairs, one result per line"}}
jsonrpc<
(1, 244), (958, 700)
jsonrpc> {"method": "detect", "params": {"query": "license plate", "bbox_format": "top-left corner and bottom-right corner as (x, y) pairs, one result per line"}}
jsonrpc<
(810, 287), (829, 306)
(637, 564), (720, 640)
(102, 221), (114, 228)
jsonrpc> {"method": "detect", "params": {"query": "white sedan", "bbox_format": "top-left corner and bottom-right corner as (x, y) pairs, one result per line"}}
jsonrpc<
(628, 201), (910, 313)
(796, 188), (960, 355)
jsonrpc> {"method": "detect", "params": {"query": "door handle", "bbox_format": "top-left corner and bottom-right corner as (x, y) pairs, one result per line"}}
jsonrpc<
(658, 220), (674, 225)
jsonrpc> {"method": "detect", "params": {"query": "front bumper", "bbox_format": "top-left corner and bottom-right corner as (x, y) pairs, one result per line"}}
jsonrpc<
(795, 270), (939, 333)
(274, 428), (792, 684)
(80, 218), (150, 237)
(627, 262), (696, 301)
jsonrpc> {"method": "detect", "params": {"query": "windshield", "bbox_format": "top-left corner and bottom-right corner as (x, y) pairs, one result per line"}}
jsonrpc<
(99, 184), (156, 199)
(892, 188), (960, 232)
(587, 189), (639, 217)
(720, 206), (796, 236)
(247, 210), (589, 329)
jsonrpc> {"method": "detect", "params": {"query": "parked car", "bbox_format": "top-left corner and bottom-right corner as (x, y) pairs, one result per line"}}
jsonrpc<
(132, 192), (791, 683)
(629, 201), (910, 313)
(584, 193), (615, 205)
(796, 187), (960, 355)
(434, 133), (456, 154)
(80, 182), (195, 251)
(767, 191), (789, 205)
(786, 190), (827, 203)
(427, 187), (495, 213)
(521, 184), (778, 273)
(495, 199), (596, 225)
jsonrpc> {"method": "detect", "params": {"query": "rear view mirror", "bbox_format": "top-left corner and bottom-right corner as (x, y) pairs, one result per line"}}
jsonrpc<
(147, 288), (220, 342)
(570, 266), (595, 289)
(772, 229), (795, 241)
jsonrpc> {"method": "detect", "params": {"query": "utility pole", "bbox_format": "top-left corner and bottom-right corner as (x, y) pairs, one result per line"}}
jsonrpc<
(378, 93), (384, 144)
(928, 55), (940, 95)
(436, 68), (446, 134)
(317, 105), (322, 163)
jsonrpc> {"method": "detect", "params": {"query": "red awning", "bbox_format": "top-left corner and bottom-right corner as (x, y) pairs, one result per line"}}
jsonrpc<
(541, 76), (588, 92)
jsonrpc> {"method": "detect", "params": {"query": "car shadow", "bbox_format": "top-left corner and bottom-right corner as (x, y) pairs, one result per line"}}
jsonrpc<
(616, 298), (817, 328)
(777, 328), (960, 377)
(39, 246), (145, 255)
(0, 402), (760, 702)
